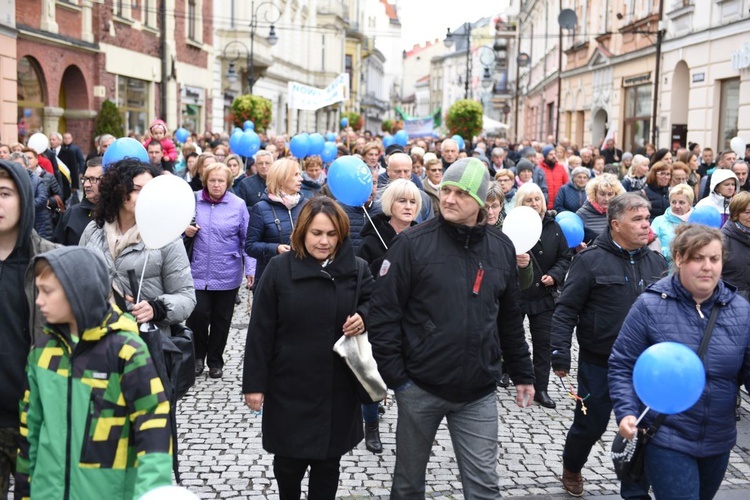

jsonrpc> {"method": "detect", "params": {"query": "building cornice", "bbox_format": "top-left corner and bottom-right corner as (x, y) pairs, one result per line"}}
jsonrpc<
(17, 24), (98, 53)
(560, 44), (656, 80)
(662, 17), (750, 52)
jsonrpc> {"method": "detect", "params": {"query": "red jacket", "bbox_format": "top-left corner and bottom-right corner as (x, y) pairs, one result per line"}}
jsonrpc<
(540, 161), (569, 209)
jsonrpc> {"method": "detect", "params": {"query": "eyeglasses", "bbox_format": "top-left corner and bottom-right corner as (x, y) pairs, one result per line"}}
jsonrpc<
(81, 176), (102, 184)
(428, 168), (442, 173)
(657, 171), (672, 177)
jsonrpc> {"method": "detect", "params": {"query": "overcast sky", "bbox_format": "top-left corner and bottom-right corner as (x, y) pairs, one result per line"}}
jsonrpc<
(397, 0), (510, 51)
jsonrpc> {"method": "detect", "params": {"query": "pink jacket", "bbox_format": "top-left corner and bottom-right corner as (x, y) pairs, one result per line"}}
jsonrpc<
(143, 119), (178, 162)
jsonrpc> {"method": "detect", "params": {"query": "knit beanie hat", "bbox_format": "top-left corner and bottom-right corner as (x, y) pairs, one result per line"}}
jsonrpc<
(542, 145), (555, 158)
(622, 152), (633, 161)
(441, 158), (490, 207)
(516, 158), (534, 174)
(571, 166), (591, 179)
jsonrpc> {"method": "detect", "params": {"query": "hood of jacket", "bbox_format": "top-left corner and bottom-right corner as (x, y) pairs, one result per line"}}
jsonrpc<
(33, 246), (111, 332)
(710, 168), (739, 193)
(0, 159), (34, 251)
(722, 221), (750, 248)
(149, 118), (169, 134)
(593, 227), (653, 262)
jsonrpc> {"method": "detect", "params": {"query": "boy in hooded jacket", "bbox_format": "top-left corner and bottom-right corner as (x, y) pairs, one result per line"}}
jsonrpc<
(15, 246), (173, 499)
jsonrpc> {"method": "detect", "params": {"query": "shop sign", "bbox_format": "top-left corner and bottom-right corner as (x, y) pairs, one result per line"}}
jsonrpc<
(181, 85), (205, 106)
(692, 72), (705, 83)
(623, 73), (651, 86)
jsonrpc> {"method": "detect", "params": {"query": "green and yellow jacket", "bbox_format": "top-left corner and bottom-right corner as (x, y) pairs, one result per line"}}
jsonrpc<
(16, 247), (173, 500)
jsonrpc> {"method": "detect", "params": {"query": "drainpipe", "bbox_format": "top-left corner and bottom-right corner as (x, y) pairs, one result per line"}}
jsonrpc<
(160, 0), (168, 120)
(650, 0), (664, 146)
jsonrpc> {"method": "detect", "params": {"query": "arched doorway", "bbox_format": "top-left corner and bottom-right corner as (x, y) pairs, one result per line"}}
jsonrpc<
(670, 61), (690, 150)
(17, 56), (46, 143)
(592, 108), (608, 147)
(58, 65), (89, 133)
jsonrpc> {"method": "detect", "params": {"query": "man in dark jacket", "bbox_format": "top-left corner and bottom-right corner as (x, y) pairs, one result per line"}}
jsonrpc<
(368, 158), (535, 499)
(237, 150), (273, 211)
(56, 132), (81, 195)
(0, 160), (56, 496)
(53, 157), (102, 245)
(550, 193), (667, 498)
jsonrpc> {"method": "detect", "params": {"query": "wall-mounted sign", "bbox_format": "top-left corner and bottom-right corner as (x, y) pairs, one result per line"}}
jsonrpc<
(181, 86), (205, 106)
(731, 43), (750, 71)
(692, 72), (705, 83)
(623, 73), (651, 86)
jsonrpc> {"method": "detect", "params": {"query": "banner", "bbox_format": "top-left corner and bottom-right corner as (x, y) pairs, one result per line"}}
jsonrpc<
(287, 74), (349, 111)
(404, 117), (434, 137)
(395, 106), (442, 127)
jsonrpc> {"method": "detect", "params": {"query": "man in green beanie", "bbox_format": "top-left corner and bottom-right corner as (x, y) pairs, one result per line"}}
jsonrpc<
(368, 157), (535, 498)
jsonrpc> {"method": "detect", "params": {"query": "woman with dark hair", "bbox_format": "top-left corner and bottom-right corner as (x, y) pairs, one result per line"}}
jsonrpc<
(300, 155), (327, 198)
(610, 224), (750, 500)
(677, 150), (701, 199)
(79, 159), (196, 342)
(243, 197), (373, 500)
(188, 152), (216, 191)
(722, 192), (750, 300)
(644, 161), (672, 221)
(649, 148), (673, 167)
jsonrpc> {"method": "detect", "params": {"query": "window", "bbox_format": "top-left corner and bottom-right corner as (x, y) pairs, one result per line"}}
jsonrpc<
(188, 0), (197, 40)
(17, 57), (46, 143)
(718, 78), (740, 152)
(623, 84), (652, 153)
(345, 54), (353, 87)
(117, 76), (149, 136)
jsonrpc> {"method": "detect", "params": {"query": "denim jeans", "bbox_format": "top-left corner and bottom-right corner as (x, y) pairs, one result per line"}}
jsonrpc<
(645, 444), (729, 500)
(362, 402), (379, 424)
(562, 361), (650, 499)
(391, 383), (501, 499)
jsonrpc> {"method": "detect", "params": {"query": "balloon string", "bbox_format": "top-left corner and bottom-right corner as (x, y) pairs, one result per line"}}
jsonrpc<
(362, 205), (388, 251)
(136, 251), (150, 305)
(634, 406), (650, 427)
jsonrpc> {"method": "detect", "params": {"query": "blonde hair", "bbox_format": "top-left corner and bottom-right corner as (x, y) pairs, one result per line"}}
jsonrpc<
(191, 152), (215, 178)
(669, 183), (695, 205)
(381, 179), (422, 217)
(266, 158), (301, 195)
(586, 173), (624, 202)
(201, 162), (234, 186)
(494, 169), (515, 182)
(514, 182), (545, 210)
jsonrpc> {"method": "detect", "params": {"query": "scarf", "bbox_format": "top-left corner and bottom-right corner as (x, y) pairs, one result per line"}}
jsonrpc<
(302, 170), (327, 185)
(674, 209), (692, 223)
(426, 179), (441, 191)
(104, 220), (142, 261)
(735, 220), (750, 235)
(623, 175), (646, 191)
(269, 192), (302, 210)
(590, 201), (607, 214)
(202, 188), (226, 205)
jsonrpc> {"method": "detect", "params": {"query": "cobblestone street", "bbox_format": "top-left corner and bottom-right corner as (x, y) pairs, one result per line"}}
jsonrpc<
(176, 286), (750, 499)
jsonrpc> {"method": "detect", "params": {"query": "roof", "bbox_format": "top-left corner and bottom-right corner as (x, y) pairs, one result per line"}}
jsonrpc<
(380, 0), (398, 21)
(404, 39), (441, 58)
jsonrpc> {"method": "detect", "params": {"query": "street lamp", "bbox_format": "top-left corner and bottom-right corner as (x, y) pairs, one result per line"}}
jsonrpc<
(223, 0), (281, 94)
(444, 23), (472, 100)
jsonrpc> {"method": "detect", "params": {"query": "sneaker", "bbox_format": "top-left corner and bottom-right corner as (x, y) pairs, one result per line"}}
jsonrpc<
(562, 468), (584, 497)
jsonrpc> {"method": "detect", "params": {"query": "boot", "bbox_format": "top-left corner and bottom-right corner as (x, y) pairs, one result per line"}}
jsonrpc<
(364, 421), (383, 454)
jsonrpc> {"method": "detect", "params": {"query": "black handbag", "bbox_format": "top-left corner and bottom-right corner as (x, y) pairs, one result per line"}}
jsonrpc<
(611, 304), (721, 483)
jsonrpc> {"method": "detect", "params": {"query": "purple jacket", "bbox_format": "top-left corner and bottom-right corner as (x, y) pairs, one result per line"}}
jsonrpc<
(191, 191), (256, 290)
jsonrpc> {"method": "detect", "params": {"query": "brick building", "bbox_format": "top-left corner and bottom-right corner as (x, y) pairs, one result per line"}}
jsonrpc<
(14, 0), (212, 155)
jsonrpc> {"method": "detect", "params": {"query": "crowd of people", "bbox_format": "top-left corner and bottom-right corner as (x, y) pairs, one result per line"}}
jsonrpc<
(1, 121), (750, 500)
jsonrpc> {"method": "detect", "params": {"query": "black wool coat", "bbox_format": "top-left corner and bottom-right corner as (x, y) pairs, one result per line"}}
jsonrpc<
(242, 239), (373, 460)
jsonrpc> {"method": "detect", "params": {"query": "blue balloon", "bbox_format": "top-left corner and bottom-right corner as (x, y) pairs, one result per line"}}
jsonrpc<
(452, 134), (466, 150)
(308, 133), (325, 156)
(556, 211), (584, 229)
(243, 120), (255, 131)
(174, 127), (190, 143)
(290, 134), (311, 158)
(688, 205), (722, 228)
(321, 142), (338, 164)
(394, 130), (408, 147)
(102, 138), (149, 171)
(325, 132), (337, 142)
(229, 131), (243, 155)
(238, 130), (261, 157)
(383, 135), (394, 148)
(328, 156), (373, 206)
(557, 217), (584, 248)
(340, 117), (349, 128)
(232, 127), (243, 136)
(633, 342), (706, 414)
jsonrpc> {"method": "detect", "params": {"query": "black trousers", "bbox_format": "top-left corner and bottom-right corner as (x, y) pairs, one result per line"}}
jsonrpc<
(273, 455), (341, 500)
(526, 309), (553, 392)
(186, 288), (238, 369)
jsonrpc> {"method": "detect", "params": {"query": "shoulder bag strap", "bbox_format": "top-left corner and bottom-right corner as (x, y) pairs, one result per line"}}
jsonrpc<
(649, 303), (722, 432)
(268, 204), (284, 244)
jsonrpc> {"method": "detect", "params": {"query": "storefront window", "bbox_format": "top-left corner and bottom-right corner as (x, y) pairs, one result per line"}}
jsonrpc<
(181, 85), (205, 133)
(17, 56), (46, 144)
(718, 78), (740, 152)
(623, 84), (651, 153)
(117, 76), (149, 136)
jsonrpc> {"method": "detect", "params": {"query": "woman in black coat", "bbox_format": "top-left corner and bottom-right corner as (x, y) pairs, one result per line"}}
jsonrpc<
(721, 192), (750, 300)
(514, 183), (572, 409)
(643, 161), (672, 221)
(243, 197), (373, 500)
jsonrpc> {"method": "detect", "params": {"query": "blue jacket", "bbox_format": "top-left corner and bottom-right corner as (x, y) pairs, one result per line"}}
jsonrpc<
(27, 171), (52, 239)
(554, 180), (586, 213)
(609, 276), (750, 457)
(191, 191), (255, 290)
(244, 194), (307, 284)
(650, 208), (686, 266)
(236, 174), (267, 211)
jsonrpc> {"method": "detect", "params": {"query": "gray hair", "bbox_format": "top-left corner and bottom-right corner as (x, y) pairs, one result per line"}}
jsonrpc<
(99, 134), (115, 146)
(485, 180), (503, 203)
(491, 147), (504, 158)
(381, 179), (422, 217)
(9, 151), (28, 167)
(387, 152), (412, 169)
(255, 149), (273, 161)
(442, 138), (458, 150)
(607, 192), (651, 226)
(50, 132), (62, 141)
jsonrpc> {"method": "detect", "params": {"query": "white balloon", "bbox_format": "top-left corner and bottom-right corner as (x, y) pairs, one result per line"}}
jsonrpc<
(28, 133), (49, 154)
(135, 175), (196, 249)
(502, 206), (543, 254)
(139, 485), (200, 500)
(730, 136), (745, 158)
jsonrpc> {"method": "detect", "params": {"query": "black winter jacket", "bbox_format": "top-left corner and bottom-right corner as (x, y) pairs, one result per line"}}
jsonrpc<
(368, 216), (534, 403)
(358, 212), (416, 277)
(53, 197), (95, 245)
(721, 222), (750, 299)
(341, 201), (381, 254)
(644, 184), (670, 221)
(550, 229), (667, 371)
(520, 213), (571, 315)
(242, 240), (372, 459)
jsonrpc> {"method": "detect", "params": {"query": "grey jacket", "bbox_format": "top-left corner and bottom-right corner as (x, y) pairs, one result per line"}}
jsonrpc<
(79, 222), (196, 336)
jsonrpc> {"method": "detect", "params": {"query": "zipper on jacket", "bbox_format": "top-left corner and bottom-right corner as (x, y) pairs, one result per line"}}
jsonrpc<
(696, 303), (704, 319)
(472, 261), (484, 296)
